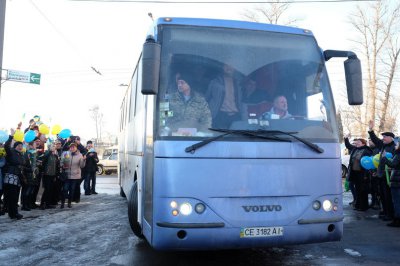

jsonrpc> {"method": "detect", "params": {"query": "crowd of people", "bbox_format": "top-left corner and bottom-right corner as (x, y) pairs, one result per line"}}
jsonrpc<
(345, 120), (400, 227)
(0, 119), (99, 220)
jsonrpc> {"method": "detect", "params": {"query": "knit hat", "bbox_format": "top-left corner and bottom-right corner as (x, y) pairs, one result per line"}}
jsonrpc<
(13, 141), (23, 148)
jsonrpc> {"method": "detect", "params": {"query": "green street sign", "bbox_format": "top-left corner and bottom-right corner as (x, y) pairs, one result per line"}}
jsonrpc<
(7, 70), (41, 85)
(30, 73), (41, 84)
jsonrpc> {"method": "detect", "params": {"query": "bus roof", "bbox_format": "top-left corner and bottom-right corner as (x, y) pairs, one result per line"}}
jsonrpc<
(155, 17), (314, 36)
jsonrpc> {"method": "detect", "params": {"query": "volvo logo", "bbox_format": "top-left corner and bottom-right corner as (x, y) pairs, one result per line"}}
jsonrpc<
(242, 205), (282, 212)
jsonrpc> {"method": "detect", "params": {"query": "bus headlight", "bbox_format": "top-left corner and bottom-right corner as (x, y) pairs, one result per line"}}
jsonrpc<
(322, 200), (333, 211)
(179, 203), (192, 216)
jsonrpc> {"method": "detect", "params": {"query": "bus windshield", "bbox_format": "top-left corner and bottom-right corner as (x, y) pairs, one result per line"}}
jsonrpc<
(156, 25), (338, 142)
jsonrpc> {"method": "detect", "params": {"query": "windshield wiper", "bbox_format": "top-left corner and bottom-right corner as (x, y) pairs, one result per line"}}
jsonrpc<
(184, 128), (289, 153)
(255, 129), (324, 153)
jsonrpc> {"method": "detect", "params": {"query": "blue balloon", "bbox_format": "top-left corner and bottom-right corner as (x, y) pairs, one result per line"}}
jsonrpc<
(24, 130), (36, 143)
(0, 130), (8, 143)
(360, 156), (374, 170)
(59, 128), (72, 139)
(386, 152), (393, 159)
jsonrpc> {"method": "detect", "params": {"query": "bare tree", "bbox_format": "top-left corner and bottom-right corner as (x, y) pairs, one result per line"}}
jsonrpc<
(241, 0), (300, 25)
(348, 1), (400, 134)
(378, 33), (400, 132)
(89, 105), (103, 144)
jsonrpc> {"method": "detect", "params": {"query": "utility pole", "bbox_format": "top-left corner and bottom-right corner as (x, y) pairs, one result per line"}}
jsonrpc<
(0, 0), (6, 100)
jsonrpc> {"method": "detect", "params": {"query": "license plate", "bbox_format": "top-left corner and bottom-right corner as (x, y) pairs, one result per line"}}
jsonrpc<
(240, 226), (284, 238)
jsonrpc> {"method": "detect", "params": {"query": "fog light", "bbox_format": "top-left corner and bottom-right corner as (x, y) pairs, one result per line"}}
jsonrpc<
(322, 200), (333, 211)
(170, 201), (178, 208)
(179, 203), (192, 216)
(172, 209), (179, 216)
(312, 200), (321, 210)
(195, 203), (206, 214)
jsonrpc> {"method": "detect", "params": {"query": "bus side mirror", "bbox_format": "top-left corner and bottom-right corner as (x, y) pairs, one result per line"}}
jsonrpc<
(344, 58), (363, 105)
(142, 41), (161, 95)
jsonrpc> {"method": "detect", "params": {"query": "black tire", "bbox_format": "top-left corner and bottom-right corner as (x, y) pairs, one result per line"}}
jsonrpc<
(120, 186), (126, 198)
(128, 181), (143, 238)
(97, 165), (104, 175)
(341, 165), (348, 179)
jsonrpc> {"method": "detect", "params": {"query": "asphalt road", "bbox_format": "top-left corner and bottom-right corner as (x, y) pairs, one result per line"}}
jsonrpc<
(0, 175), (399, 266)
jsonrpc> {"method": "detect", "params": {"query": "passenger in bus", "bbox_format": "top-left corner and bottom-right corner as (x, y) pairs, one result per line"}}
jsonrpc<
(260, 95), (292, 120)
(242, 77), (272, 118)
(242, 78), (269, 104)
(167, 72), (212, 134)
(206, 63), (242, 128)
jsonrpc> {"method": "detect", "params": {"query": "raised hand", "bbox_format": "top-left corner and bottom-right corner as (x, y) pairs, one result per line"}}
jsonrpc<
(368, 120), (374, 131)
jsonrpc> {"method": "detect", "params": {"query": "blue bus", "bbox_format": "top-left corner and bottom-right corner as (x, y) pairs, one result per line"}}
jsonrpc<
(118, 17), (363, 250)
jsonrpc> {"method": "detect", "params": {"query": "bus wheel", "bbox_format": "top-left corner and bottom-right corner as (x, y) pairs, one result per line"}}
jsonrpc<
(120, 186), (126, 198)
(128, 181), (144, 238)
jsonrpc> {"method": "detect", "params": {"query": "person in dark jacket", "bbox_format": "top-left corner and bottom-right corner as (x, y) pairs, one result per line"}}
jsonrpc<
(40, 143), (60, 209)
(0, 144), (6, 215)
(381, 145), (400, 227)
(344, 135), (373, 211)
(3, 129), (30, 220)
(368, 120), (396, 221)
(52, 140), (64, 205)
(83, 141), (99, 195)
(205, 63), (242, 128)
(21, 141), (38, 211)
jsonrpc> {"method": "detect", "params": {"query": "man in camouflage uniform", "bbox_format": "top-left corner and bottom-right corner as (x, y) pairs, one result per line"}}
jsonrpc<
(167, 72), (212, 134)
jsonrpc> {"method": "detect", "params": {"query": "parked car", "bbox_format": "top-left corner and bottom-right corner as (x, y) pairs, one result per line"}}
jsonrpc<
(97, 152), (118, 175)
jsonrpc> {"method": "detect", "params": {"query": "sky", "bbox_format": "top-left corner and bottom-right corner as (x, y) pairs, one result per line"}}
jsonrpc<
(0, 0), (371, 141)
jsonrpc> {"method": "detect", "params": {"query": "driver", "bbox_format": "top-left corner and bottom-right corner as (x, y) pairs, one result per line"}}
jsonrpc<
(261, 95), (292, 120)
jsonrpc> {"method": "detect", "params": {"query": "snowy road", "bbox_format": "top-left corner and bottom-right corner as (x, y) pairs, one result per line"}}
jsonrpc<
(1, 177), (399, 266)
(0, 176), (138, 265)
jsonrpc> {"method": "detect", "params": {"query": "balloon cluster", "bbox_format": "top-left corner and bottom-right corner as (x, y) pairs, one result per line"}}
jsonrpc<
(0, 121), (73, 145)
(360, 153), (393, 170)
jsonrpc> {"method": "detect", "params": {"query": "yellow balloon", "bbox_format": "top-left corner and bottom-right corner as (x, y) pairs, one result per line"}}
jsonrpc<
(39, 124), (50, 135)
(51, 124), (62, 135)
(13, 129), (24, 142)
(373, 154), (380, 168)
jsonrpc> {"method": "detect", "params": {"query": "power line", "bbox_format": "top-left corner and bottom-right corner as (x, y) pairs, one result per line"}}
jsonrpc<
(29, 0), (103, 76)
(68, 0), (377, 3)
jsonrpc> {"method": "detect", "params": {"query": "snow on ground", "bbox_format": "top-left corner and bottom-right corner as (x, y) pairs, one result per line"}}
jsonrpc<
(0, 176), (138, 266)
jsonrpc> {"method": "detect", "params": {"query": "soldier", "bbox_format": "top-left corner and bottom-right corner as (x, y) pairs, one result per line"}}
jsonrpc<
(166, 72), (212, 135)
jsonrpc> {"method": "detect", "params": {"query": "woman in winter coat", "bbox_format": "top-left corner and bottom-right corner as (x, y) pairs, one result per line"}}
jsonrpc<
(60, 142), (85, 208)
(40, 143), (60, 209)
(344, 136), (373, 211)
(3, 129), (31, 220)
(381, 145), (400, 227)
